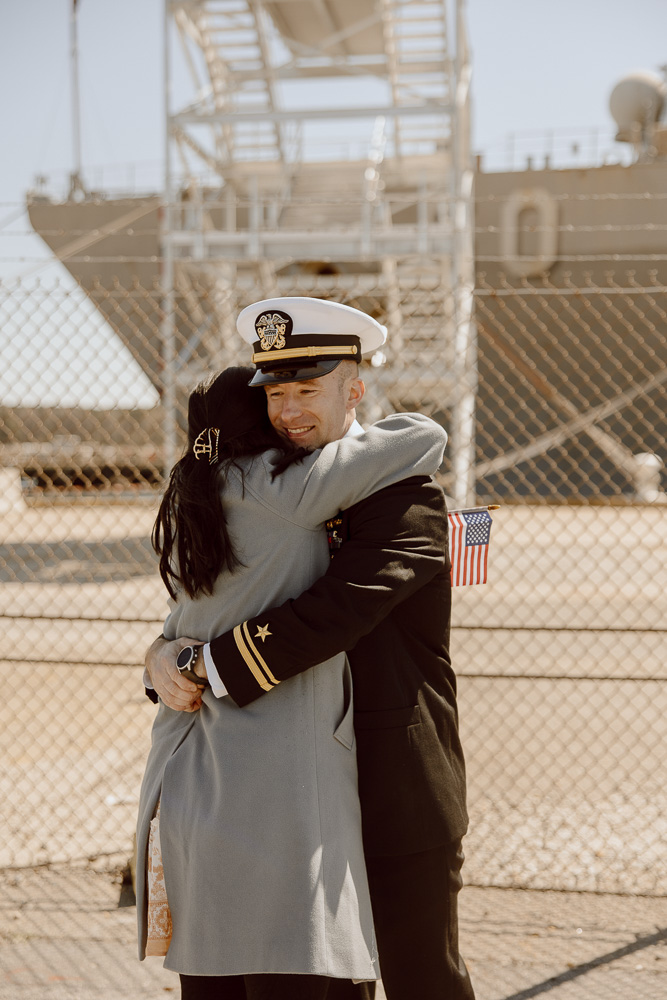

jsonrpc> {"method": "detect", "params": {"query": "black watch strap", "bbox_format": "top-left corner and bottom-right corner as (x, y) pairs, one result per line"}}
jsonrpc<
(176, 645), (209, 688)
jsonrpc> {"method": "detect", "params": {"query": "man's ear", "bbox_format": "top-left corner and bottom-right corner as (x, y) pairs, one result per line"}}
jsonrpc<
(346, 378), (365, 411)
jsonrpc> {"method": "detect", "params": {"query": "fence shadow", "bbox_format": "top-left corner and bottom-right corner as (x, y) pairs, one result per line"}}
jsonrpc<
(501, 926), (667, 1000)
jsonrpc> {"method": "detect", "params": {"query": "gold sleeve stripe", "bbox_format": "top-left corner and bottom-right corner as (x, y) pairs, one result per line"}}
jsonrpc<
(242, 621), (280, 686)
(233, 625), (274, 691)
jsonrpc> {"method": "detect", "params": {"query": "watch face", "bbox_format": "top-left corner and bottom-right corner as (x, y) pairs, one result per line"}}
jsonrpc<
(176, 646), (194, 670)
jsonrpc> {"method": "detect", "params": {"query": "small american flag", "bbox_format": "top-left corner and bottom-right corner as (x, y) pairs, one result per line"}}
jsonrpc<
(448, 508), (494, 586)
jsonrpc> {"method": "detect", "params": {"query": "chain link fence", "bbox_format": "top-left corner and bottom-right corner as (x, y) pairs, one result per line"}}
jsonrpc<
(1, 265), (665, 896)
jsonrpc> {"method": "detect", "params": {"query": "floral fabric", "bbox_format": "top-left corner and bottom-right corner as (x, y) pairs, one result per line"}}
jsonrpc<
(145, 799), (173, 957)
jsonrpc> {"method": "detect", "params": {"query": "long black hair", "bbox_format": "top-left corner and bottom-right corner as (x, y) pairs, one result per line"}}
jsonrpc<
(152, 367), (306, 600)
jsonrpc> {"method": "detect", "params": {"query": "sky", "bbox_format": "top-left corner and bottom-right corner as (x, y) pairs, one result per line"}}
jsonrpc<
(1, 0), (665, 210)
(1, 0), (666, 405)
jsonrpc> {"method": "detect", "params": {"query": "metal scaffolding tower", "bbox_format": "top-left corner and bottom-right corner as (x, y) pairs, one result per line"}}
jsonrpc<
(163, 0), (475, 502)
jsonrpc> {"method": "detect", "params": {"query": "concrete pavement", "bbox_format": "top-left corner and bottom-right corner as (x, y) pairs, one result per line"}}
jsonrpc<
(0, 865), (665, 1000)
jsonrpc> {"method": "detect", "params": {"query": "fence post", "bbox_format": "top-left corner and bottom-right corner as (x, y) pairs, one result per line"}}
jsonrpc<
(450, 0), (476, 506)
(161, 1), (178, 477)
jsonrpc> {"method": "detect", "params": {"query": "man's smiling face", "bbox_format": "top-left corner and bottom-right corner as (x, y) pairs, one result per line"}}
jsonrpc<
(264, 365), (365, 450)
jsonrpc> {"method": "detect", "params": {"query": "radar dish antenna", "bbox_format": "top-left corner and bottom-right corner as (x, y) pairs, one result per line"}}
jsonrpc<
(609, 70), (666, 143)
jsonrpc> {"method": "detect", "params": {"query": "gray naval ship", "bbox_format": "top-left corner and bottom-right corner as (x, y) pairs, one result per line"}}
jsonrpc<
(13, 0), (667, 504)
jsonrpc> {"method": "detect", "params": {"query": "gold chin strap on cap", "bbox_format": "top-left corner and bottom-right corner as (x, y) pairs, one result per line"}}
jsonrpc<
(252, 344), (359, 364)
(193, 427), (220, 465)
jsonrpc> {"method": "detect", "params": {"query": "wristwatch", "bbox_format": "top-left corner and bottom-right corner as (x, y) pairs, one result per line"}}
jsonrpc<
(176, 645), (209, 688)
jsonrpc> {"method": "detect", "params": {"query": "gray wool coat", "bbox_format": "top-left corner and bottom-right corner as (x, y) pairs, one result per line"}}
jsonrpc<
(136, 413), (447, 978)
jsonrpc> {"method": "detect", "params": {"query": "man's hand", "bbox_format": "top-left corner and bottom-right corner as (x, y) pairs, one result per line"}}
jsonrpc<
(145, 635), (204, 712)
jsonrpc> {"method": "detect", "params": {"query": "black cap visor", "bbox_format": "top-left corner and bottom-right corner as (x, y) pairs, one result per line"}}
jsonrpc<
(248, 359), (343, 387)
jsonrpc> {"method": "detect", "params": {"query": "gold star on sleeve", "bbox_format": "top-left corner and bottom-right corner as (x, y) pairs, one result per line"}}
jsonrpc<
(254, 624), (272, 643)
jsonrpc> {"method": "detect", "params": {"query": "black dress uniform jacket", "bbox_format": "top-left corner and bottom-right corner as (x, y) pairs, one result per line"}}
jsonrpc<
(209, 475), (468, 858)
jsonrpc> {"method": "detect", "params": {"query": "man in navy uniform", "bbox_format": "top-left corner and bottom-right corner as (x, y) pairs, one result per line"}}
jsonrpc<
(146, 297), (475, 1000)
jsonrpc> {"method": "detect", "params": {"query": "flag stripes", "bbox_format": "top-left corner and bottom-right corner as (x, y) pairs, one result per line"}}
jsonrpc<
(448, 509), (493, 586)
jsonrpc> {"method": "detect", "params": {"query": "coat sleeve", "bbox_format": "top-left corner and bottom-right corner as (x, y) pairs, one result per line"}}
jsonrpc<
(208, 478), (449, 706)
(250, 413), (447, 528)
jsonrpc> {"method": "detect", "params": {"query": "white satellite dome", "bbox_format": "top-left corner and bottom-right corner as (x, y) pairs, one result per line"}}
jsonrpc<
(609, 70), (666, 141)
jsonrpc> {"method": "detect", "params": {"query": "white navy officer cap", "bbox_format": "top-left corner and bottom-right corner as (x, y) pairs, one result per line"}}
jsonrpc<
(237, 296), (387, 387)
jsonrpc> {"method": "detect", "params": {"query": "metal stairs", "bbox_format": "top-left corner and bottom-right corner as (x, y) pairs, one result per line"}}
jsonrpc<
(380, 0), (453, 158)
(173, 0), (285, 170)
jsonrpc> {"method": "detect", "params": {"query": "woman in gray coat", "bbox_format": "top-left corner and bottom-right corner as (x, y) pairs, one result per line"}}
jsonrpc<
(136, 367), (447, 999)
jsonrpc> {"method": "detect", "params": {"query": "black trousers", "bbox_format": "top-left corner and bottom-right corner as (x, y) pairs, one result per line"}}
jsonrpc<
(366, 841), (475, 1000)
(179, 974), (375, 999)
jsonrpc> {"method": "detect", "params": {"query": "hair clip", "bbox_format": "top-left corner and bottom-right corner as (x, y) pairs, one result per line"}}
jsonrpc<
(193, 427), (220, 465)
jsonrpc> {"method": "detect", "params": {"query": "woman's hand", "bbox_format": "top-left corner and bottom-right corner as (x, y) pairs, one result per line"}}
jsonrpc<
(145, 635), (204, 712)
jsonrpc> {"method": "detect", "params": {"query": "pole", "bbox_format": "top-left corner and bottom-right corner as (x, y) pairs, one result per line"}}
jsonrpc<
(449, 505), (499, 515)
(450, 0), (477, 506)
(69, 0), (84, 196)
(161, 0), (178, 477)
